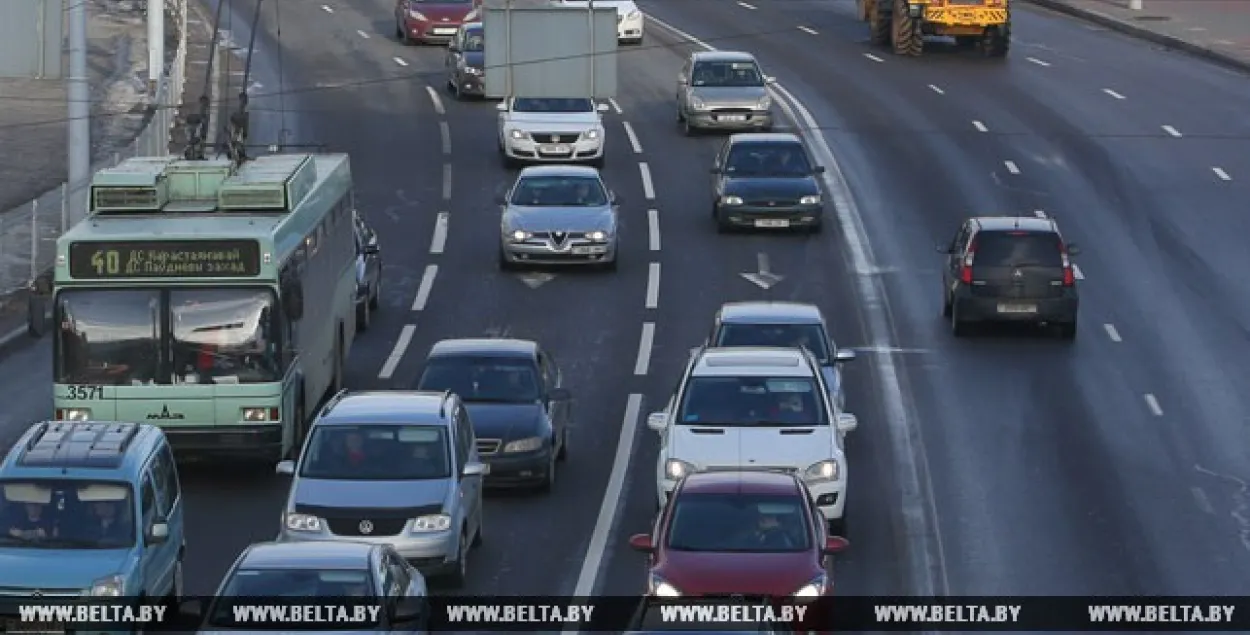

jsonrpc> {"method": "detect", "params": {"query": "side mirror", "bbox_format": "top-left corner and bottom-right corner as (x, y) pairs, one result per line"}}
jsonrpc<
(146, 521), (169, 544)
(596, 102), (610, 113)
(495, 102), (508, 112)
(934, 243), (952, 254)
(836, 413), (858, 433)
(394, 597), (423, 622)
(1067, 243), (1080, 256)
(611, 192), (623, 205)
(463, 462), (490, 477)
(549, 388), (572, 401)
(823, 535), (850, 554)
(178, 598), (204, 621)
(275, 460), (295, 476)
(628, 533), (654, 552)
(363, 243), (380, 255)
(813, 165), (826, 174)
(646, 412), (668, 431)
(834, 349), (856, 363)
(27, 296), (48, 338)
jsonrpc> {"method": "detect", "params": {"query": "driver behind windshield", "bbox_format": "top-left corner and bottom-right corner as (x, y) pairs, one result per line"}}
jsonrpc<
(732, 507), (799, 550)
(83, 500), (132, 545)
(7, 502), (53, 540)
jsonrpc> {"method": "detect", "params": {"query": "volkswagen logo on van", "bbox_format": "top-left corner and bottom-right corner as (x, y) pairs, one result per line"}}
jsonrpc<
(358, 520), (374, 535)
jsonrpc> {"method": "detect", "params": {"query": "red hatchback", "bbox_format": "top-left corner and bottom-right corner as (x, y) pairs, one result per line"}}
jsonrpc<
(629, 470), (849, 598)
(394, 0), (480, 45)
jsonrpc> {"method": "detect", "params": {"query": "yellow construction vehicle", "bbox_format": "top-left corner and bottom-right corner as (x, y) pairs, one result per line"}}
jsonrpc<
(857, 0), (1010, 58)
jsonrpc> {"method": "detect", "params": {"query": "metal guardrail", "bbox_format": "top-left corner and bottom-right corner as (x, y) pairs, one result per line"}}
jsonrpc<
(0, 0), (189, 296)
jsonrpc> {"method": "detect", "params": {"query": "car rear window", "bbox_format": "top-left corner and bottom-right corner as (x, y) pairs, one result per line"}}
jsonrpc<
(975, 231), (1063, 266)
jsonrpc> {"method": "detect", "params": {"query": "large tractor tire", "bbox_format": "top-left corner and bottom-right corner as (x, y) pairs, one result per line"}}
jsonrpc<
(891, 0), (924, 56)
(868, 0), (891, 46)
(982, 23), (1010, 57)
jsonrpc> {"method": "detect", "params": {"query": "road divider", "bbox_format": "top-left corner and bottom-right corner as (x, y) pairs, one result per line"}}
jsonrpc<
(741, 252), (783, 290)
(378, 324), (416, 380)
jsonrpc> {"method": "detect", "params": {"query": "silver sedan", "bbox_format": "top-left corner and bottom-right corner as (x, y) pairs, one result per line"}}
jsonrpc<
(497, 165), (620, 271)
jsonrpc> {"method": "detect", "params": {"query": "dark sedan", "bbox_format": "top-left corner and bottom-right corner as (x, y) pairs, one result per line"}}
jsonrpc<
(710, 133), (825, 234)
(414, 338), (570, 492)
(353, 211), (381, 331)
(444, 22), (484, 99)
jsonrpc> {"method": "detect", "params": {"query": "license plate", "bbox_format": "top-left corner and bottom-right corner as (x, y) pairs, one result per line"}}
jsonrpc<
(539, 144), (570, 154)
(2, 618), (65, 634)
(717, 114), (747, 122)
(572, 246), (607, 254)
(755, 219), (789, 228)
(997, 303), (1037, 314)
(955, 10), (975, 21)
(433, 27), (457, 34)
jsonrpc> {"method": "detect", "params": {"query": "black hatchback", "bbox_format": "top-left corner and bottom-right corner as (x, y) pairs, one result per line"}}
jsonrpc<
(937, 216), (1080, 339)
(710, 133), (825, 234)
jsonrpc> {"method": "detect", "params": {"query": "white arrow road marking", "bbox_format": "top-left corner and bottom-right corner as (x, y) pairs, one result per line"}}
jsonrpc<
(517, 272), (556, 289)
(740, 252), (783, 289)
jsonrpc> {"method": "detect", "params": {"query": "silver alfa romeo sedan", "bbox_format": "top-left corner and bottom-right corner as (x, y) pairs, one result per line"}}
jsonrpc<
(497, 165), (620, 271)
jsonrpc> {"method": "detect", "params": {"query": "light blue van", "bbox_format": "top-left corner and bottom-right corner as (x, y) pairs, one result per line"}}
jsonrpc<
(0, 421), (184, 603)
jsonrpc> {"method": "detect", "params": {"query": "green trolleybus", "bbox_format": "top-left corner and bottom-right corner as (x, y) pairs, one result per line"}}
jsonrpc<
(43, 153), (358, 462)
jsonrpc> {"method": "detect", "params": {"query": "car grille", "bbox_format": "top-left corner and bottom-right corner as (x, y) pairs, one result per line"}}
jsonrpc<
(710, 107), (753, 115)
(294, 504), (442, 537)
(743, 198), (801, 207)
(478, 438), (501, 456)
(704, 465), (797, 475)
(326, 517), (408, 536)
(532, 231), (585, 240)
(532, 133), (580, 144)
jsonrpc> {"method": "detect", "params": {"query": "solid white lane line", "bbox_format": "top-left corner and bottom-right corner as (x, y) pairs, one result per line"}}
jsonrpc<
(972, 120), (988, 132)
(639, 162), (655, 200)
(1102, 88), (1126, 100)
(864, 53), (884, 62)
(1103, 323), (1122, 342)
(1144, 393), (1163, 416)
(393, 57), (408, 67)
(608, 98), (623, 114)
(411, 264), (438, 311)
(356, 29), (370, 39)
(1161, 125), (1182, 138)
(645, 263), (660, 309)
(1033, 209), (1047, 218)
(634, 323), (655, 375)
(439, 121), (451, 155)
(622, 121), (643, 154)
(425, 85), (445, 115)
(929, 84), (945, 94)
(797, 26), (818, 35)
(570, 393), (642, 598)
(378, 324), (416, 379)
(1073, 264), (1084, 280)
(1213, 166), (1232, 181)
(1026, 56), (1051, 66)
(320, 4), (333, 12)
(648, 209), (661, 251)
(1004, 160), (1020, 174)
(429, 213), (448, 255)
(737, 1), (757, 8)
(442, 164), (452, 200)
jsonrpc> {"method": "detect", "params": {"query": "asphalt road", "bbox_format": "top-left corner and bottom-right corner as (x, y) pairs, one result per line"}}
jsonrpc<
(2, 0), (1250, 606)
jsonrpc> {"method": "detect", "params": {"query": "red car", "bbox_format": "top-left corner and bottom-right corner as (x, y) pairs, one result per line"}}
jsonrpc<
(394, 0), (480, 45)
(628, 470), (848, 597)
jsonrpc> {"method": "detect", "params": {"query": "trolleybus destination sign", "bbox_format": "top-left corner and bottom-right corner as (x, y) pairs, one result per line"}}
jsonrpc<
(67, 239), (263, 279)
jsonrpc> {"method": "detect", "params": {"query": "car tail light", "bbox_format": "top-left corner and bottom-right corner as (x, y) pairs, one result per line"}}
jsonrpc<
(959, 239), (976, 284)
(1061, 250), (1075, 286)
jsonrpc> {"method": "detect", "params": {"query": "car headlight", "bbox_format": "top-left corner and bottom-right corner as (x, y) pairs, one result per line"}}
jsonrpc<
(408, 9), (426, 19)
(664, 458), (695, 480)
(584, 128), (600, 140)
(627, 9), (641, 18)
(412, 514), (452, 532)
(804, 459), (840, 482)
(503, 436), (544, 453)
(757, 95), (772, 110)
(649, 573), (681, 597)
(465, 66), (482, 75)
(792, 573), (827, 600)
(284, 513), (322, 532)
(507, 230), (531, 242)
(89, 575), (125, 597)
(587, 230), (608, 242)
(800, 195), (821, 205)
(508, 128), (528, 140)
(689, 96), (706, 110)
(720, 195), (743, 206)
(60, 408), (91, 421)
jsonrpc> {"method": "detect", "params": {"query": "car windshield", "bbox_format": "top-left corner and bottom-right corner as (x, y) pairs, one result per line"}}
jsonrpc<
(463, 29), (483, 51)
(667, 493), (811, 553)
(975, 231), (1064, 267)
(417, 356), (541, 403)
(677, 376), (826, 426)
(691, 60), (763, 87)
(300, 425), (452, 480)
(208, 568), (379, 627)
(0, 479), (135, 549)
(724, 143), (811, 178)
(169, 288), (281, 384)
(510, 175), (608, 207)
(513, 97), (594, 113)
(714, 323), (831, 363)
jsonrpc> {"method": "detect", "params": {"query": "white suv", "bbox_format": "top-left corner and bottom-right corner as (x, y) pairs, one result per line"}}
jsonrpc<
(647, 346), (857, 533)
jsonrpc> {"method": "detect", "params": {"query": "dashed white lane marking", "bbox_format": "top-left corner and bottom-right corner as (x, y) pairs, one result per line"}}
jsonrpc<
(645, 263), (661, 309)
(1004, 160), (1020, 174)
(442, 164), (452, 200)
(378, 324), (415, 379)
(1073, 264), (1084, 280)
(1191, 486), (1216, 515)
(639, 162), (655, 200)
(1103, 323), (1121, 342)
(439, 121), (451, 155)
(737, 1), (757, 8)
(356, 29), (370, 39)
(1161, 125), (1181, 138)
(648, 209), (661, 251)
(1033, 209), (1047, 218)
(320, 4), (333, 12)
(1144, 393), (1163, 416)
(864, 53), (884, 62)
(425, 85), (445, 115)
(929, 84), (945, 94)
(411, 264), (438, 311)
(1213, 166), (1232, 181)
(1026, 56), (1050, 66)
(797, 25), (818, 35)
(608, 98), (623, 114)
(972, 120), (988, 133)
(571, 393), (642, 596)
(429, 212), (448, 255)
(393, 57), (408, 67)
(622, 121), (643, 154)
(634, 322), (655, 375)
(1102, 88), (1126, 100)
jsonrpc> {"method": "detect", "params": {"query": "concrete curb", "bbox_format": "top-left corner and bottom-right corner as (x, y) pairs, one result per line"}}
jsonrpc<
(1025, 0), (1250, 75)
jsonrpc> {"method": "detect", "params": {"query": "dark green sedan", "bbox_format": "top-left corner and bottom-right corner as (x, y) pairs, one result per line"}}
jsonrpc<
(710, 133), (826, 234)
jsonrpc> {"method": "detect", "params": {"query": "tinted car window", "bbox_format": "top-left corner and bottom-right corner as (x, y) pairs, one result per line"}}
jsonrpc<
(975, 231), (1063, 267)
(417, 356), (541, 403)
(510, 176), (607, 207)
(513, 98), (593, 113)
(715, 323), (830, 363)
(691, 61), (763, 87)
(463, 28), (483, 51)
(300, 425), (451, 480)
(677, 376), (826, 426)
(667, 493), (810, 552)
(209, 569), (381, 627)
(725, 143), (810, 177)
